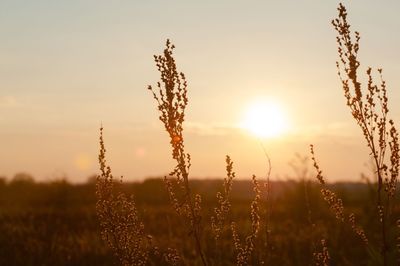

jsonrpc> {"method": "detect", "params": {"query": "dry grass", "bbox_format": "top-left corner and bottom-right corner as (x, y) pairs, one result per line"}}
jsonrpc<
(211, 155), (235, 242)
(313, 239), (330, 266)
(231, 175), (261, 266)
(96, 127), (151, 266)
(147, 39), (206, 265)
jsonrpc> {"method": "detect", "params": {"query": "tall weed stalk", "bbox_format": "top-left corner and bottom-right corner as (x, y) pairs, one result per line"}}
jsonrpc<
(147, 40), (207, 265)
(311, 3), (399, 265)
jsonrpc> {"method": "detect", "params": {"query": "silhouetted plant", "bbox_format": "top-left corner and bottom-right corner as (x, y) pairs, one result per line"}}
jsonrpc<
(313, 239), (330, 266)
(147, 40), (265, 266)
(311, 145), (368, 246)
(96, 127), (152, 266)
(96, 128), (185, 265)
(147, 39), (206, 265)
(333, 3), (399, 264)
(310, 3), (399, 265)
(231, 175), (261, 266)
(211, 155), (235, 242)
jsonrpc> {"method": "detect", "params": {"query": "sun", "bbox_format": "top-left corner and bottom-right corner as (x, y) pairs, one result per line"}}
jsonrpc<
(241, 100), (288, 138)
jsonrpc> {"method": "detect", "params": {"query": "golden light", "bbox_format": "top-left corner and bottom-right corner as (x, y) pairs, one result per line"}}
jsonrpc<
(241, 100), (288, 138)
(74, 153), (93, 171)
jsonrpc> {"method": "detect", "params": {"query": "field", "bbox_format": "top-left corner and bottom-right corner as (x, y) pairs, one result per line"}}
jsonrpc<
(1, 2), (400, 265)
(0, 177), (398, 265)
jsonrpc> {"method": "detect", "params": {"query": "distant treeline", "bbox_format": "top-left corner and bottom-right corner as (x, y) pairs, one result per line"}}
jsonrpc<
(0, 175), (372, 207)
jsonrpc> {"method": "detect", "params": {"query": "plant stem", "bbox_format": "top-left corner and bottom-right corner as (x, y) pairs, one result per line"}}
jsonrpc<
(179, 154), (207, 266)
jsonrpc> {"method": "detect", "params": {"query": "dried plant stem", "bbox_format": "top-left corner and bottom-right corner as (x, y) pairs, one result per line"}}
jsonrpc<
(211, 155), (235, 242)
(332, 4), (399, 264)
(231, 175), (261, 266)
(289, 154), (313, 226)
(257, 139), (272, 258)
(310, 145), (369, 246)
(148, 40), (207, 266)
(180, 160), (207, 266)
(211, 156), (235, 265)
(96, 127), (151, 266)
(313, 239), (330, 266)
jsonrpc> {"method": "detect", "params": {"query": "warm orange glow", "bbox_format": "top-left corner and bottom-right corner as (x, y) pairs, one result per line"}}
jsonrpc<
(74, 153), (93, 171)
(241, 100), (288, 138)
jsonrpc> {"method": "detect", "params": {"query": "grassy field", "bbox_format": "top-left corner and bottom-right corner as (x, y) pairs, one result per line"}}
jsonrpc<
(0, 177), (397, 265)
(1, 3), (399, 265)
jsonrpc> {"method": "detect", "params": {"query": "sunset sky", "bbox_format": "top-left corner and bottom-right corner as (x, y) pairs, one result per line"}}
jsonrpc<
(1, 1), (399, 182)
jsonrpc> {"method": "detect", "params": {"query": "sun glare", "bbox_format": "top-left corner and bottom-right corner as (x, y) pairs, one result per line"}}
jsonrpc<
(241, 100), (288, 138)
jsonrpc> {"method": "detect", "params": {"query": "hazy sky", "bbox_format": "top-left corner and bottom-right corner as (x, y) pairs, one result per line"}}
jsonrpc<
(1, 1), (399, 182)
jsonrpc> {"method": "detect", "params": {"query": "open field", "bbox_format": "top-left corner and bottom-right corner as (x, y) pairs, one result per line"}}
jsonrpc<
(1, 2), (400, 265)
(0, 178), (398, 265)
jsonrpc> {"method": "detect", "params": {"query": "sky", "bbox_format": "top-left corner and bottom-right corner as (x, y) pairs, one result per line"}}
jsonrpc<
(0, 1), (399, 182)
